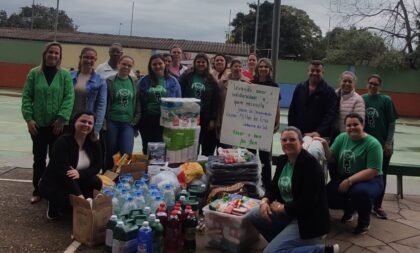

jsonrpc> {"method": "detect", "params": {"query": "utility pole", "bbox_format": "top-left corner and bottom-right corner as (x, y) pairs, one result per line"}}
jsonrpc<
(119, 23), (123, 35)
(227, 9), (232, 43)
(130, 1), (134, 36)
(31, 0), (35, 30)
(271, 0), (281, 82)
(54, 0), (59, 41)
(254, 0), (260, 53)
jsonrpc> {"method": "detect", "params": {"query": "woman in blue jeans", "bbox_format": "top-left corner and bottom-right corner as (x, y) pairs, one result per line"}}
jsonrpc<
(104, 55), (141, 170)
(248, 126), (338, 253)
(137, 54), (181, 154)
(316, 113), (384, 235)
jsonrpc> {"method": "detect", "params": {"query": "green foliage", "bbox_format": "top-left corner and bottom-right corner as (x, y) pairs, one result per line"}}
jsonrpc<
(230, 1), (323, 60)
(0, 5), (77, 31)
(323, 27), (386, 66)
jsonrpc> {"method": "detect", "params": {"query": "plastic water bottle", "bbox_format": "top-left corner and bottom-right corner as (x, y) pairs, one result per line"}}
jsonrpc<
(134, 191), (146, 210)
(148, 214), (156, 226)
(183, 210), (198, 253)
(137, 221), (153, 253)
(121, 195), (137, 216)
(165, 211), (180, 253)
(143, 206), (151, 217)
(153, 219), (164, 253)
(163, 184), (175, 210)
(152, 196), (163, 213)
(109, 192), (121, 216)
(104, 215), (118, 253)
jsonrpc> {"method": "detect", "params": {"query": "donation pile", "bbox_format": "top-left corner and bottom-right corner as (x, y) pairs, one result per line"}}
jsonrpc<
(101, 171), (204, 253)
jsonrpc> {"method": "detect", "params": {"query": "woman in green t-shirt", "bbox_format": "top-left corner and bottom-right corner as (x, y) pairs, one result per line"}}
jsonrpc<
(137, 54), (181, 154)
(316, 113), (384, 235)
(104, 55), (141, 171)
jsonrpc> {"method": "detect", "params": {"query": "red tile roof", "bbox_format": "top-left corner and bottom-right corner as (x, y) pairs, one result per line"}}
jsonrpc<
(0, 28), (250, 56)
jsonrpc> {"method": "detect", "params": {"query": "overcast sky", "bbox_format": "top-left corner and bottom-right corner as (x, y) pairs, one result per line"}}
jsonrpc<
(1, 0), (334, 42)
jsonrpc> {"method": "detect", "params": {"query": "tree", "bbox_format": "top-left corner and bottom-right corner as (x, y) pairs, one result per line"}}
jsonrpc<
(230, 1), (324, 60)
(331, 0), (420, 69)
(0, 5), (77, 31)
(323, 27), (387, 66)
(0, 10), (7, 27)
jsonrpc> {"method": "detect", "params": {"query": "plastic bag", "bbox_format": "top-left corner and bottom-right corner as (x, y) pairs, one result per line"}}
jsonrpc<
(149, 170), (181, 194)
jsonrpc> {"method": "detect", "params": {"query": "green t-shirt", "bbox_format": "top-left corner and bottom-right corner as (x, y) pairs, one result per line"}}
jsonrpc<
(362, 93), (398, 146)
(146, 77), (166, 116)
(189, 74), (206, 99)
(331, 133), (383, 177)
(107, 77), (134, 123)
(278, 161), (294, 204)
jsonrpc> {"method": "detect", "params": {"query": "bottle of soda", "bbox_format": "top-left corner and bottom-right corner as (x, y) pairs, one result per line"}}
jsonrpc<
(173, 206), (184, 250)
(104, 215), (118, 253)
(137, 221), (153, 253)
(183, 211), (197, 253)
(156, 207), (168, 229)
(153, 219), (164, 253)
(165, 210), (180, 253)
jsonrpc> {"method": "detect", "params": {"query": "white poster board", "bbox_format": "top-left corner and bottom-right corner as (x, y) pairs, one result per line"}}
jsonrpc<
(220, 80), (280, 151)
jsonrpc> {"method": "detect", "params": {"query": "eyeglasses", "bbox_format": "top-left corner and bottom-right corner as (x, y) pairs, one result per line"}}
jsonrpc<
(368, 82), (380, 86)
(258, 65), (270, 69)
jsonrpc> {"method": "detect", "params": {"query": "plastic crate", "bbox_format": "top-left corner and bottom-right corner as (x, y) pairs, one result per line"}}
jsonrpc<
(203, 205), (260, 253)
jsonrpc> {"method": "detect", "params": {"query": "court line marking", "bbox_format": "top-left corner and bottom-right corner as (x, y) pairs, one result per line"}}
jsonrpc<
(63, 240), (81, 253)
(0, 178), (32, 183)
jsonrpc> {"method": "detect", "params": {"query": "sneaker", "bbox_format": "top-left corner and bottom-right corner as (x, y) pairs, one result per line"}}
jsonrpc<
(46, 201), (59, 220)
(354, 224), (370, 235)
(372, 207), (388, 219)
(30, 195), (41, 204)
(341, 211), (354, 224)
(325, 244), (340, 253)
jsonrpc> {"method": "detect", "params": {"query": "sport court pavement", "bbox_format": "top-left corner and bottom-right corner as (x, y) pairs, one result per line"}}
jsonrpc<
(1, 89), (420, 252)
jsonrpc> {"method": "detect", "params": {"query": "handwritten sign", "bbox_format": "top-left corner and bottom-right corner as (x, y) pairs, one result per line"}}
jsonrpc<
(220, 80), (279, 151)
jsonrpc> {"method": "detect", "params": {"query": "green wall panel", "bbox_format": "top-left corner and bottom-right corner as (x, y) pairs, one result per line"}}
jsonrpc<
(276, 59), (420, 94)
(0, 39), (45, 65)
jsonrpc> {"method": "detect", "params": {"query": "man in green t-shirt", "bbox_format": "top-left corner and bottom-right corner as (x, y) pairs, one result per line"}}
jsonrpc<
(362, 74), (398, 219)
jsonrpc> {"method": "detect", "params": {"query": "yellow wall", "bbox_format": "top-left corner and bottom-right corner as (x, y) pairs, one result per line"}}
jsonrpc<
(60, 43), (151, 74)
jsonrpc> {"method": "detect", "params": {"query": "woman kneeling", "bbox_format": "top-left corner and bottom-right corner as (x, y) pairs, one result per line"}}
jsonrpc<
(39, 111), (103, 220)
(316, 113), (384, 235)
(248, 126), (338, 253)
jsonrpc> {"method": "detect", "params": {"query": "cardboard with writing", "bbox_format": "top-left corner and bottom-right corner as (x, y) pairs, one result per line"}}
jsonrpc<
(220, 80), (279, 151)
(71, 191), (112, 247)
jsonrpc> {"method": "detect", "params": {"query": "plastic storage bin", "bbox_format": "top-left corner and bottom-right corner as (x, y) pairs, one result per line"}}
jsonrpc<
(203, 205), (259, 253)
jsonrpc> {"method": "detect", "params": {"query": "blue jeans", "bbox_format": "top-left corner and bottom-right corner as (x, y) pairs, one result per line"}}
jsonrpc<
(248, 208), (326, 253)
(105, 120), (134, 170)
(327, 175), (384, 226)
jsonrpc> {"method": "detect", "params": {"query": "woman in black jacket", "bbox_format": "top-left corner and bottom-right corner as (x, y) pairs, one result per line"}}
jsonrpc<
(179, 53), (219, 156)
(39, 111), (102, 220)
(248, 126), (338, 253)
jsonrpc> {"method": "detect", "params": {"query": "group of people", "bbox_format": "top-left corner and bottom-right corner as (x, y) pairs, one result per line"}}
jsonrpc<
(21, 41), (398, 251)
(20, 42), (278, 219)
(249, 61), (398, 252)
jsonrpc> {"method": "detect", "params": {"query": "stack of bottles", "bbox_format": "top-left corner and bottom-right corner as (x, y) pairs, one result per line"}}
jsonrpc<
(102, 173), (199, 253)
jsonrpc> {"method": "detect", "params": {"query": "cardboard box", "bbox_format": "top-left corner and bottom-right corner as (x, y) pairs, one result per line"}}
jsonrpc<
(120, 161), (148, 180)
(71, 191), (112, 247)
